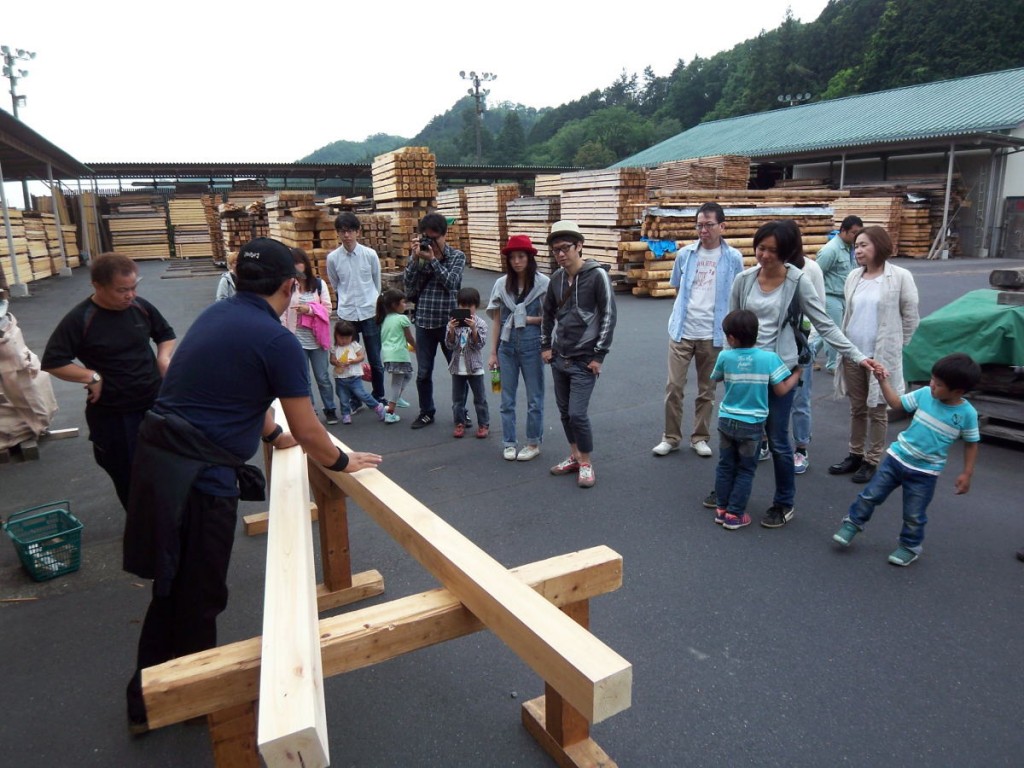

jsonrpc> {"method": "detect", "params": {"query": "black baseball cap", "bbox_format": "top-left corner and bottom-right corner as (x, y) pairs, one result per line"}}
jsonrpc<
(236, 238), (300, 281)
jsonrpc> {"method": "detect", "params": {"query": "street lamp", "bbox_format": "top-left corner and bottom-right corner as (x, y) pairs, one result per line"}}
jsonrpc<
(459, 70), (496, 163)
(2, 45), (37, 209)
(777, 92), (812, 107)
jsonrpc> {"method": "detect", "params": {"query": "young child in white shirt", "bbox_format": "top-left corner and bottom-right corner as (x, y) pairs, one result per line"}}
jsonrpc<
(330, 320), (385, 424)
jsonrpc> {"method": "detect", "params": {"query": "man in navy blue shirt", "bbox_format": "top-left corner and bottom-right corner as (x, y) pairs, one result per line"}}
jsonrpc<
(123, 237), (381, 733)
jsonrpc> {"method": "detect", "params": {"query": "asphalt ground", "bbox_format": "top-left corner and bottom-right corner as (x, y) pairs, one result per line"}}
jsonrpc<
(2, 255), (1023, 767)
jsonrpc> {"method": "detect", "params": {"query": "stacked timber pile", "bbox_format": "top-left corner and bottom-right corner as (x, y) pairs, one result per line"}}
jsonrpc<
(646, 155), (750, 197)
(899, 202), (932, 258)
(626, 188), (844, 298)
(266, 191), (337, 294)
(0, 209), (30, 284)
(506, 196), (561, 274)
(372, 147), (437, 263)
(558, 169), (647, 273)
(465, 184), (519, 271)
(436, 188), (470, 263)
(105, 194), (171, 261)
(50, 220), (80, 269)
(168, 197), (215, 259)
(832, 197), (903, 249)
(202, 194), (226, 263)
(353, 214), (395, 267)
(218, 203), (256, 257)
(534, 174), (562, 197)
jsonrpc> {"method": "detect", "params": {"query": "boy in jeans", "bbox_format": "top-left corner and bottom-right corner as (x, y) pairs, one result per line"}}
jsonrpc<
(711, 310), (801, 529)
(444, 287), (490, 438)
(832, 353), (981, 566)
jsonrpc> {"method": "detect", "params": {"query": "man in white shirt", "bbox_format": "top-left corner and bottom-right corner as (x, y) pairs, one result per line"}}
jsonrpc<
(326, 212), (385, 404)
(653, 202), (744, 459)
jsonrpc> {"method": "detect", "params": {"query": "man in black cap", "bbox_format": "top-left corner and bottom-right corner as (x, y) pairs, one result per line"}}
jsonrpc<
(123, 237), (381, 733)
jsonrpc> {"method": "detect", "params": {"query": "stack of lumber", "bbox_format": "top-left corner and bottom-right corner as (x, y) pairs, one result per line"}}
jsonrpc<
(0, 209), (31, 283)
(898, 202), (932, 258)
(558, 169), (647, 271)
(832, 196), (903, 249)
(464, 184), (520, 271)
(372, 147), (437, 265)
(436, 188), (470, 263)
(105, 194), (171, 261)
(266, 191), (337, 291)
(202, 194), (226, 263)
(168, 197), (215, 259)
(218, 202), (263, 257)
(76, 191), (104, 256)
(506, 196), (561, 274)
(55, 223), (80, 268)
(534, 174), (563, 197)
(22, 213), (56, 278)
(775, 177), (832, 190)
(628, 190), (841, 297)
(354, 214), (395, 266)
(646, 155), (750, 197)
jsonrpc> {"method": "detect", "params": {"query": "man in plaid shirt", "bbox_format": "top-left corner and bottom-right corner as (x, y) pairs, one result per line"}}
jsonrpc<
(403, 213), (466, 429)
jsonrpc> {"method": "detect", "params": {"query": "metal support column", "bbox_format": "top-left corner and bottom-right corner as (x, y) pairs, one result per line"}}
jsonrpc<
(76, 177), (91, 263)
(939, 142), (955, 257)
(0, 158), (29, 296)
(838, 153), (846, 189)
(47, 162), (72, 276)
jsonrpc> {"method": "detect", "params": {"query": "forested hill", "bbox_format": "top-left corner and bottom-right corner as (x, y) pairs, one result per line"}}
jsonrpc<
(299, 0), (1024, 168)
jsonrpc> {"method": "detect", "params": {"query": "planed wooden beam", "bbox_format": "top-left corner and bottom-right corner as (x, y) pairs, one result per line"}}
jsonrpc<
(311, 451), (632, 724)
(256, 443), (329, 768)
(142, 547), (622, 729)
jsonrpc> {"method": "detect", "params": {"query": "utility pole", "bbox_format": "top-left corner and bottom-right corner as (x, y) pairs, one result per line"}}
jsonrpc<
(777, 91), (812, 107)
(2, 45), (37, 209)
(459, 70), (496, 163)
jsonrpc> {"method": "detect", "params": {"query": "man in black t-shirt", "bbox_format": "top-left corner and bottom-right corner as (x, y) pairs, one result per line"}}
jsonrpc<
(42, 253), (176, 510)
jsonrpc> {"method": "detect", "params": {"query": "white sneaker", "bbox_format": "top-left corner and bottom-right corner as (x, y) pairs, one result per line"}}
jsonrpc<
(794, 451), (809, 474)
(503, 446), (518, 461)
(652, 441), (679, 456)
(691, 440), (712, 457)
(516, 445), (540, 462)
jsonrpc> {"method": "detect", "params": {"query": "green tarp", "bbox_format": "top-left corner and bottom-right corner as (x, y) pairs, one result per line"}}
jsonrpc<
(903, 289), (1024, 382)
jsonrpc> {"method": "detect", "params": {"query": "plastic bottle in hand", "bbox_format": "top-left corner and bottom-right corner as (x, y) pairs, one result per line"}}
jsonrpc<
(490, 368), (501, 393)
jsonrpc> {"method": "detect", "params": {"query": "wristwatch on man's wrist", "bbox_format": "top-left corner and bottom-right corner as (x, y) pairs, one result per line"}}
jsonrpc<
(88, 371), (102, 385)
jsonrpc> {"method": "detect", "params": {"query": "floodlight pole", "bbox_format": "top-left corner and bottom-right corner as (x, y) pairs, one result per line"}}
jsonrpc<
(3, 45), (36, 210)
(459, 70), (497, 163)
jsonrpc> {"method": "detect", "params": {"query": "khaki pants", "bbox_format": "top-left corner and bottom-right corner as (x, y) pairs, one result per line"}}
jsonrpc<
(842, 358), (888, 465)
(663, 338), (719, 446)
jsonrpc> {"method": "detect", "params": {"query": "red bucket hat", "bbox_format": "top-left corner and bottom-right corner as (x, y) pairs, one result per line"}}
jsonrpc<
(501, 234), (537, 257)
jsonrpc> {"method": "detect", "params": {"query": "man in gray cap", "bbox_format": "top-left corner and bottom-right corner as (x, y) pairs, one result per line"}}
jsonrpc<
(541, 221), (616, 489)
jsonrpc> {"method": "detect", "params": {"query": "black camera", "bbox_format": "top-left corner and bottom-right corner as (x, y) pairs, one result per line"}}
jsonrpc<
(419, 235), (434, 252)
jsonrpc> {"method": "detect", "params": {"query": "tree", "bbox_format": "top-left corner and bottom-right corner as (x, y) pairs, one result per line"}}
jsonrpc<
(494, 111), (526, 165)
(574, 140), (617, 168)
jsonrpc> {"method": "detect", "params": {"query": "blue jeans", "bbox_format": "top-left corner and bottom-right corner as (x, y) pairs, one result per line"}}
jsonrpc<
(305, 347), (336, 412)
(824, 295), (844, 370)
(765, 385), (797, 507)
(551, 355), (598, 454)
(452, 374), (489, 427)
(714, 418), (764, 514)
(350, 317), (385, 403)
(845, 454), (937, 553)
(334, 376), (380, 416)
(791, 337), (820, 448)
(415, 325), (452, 418)
(498, 333), (545, 447)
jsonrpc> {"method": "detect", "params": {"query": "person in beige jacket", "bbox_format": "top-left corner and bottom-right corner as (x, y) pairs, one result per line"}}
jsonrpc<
(830, 226), (919, 484)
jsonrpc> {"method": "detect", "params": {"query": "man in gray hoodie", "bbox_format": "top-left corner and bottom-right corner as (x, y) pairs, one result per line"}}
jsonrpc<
(541, 221), (616, 488)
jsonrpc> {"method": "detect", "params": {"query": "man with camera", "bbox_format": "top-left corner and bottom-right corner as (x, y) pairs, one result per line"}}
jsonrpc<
(403, 212), (466, 429)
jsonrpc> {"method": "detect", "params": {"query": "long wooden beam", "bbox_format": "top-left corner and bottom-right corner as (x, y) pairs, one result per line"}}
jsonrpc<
(257, 440), (328, 767)
(311, 447), (632, 724)
(141, 546), (623, 729)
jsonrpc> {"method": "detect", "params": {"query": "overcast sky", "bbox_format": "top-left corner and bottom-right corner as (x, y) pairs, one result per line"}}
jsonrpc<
(4, 0), (830, 164)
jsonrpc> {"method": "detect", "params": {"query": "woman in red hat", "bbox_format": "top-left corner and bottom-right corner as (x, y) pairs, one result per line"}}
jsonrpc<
(486, 235), (550, 461)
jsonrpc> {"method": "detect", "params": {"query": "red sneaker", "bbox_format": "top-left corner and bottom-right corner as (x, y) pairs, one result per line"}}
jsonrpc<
(453, 423), (465, 438)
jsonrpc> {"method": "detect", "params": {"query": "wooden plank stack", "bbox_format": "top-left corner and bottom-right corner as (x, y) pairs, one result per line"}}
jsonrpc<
(558, 169), (647, 270)
(464, 183), (520, 271)
(168, 197), (215, 260)
(436, 188), (470, 263)
(534, 174), (563, 197)
(372, 147), (438, 267)
(506, 196), (561, 274)
(832, 196), (903, 250)
(105, 194), (171, 261)
(646, 155), (750, 197)
(202, 194), (226, 263)
(899, 202), (932, 258)
(23, 213), (56, 278)
(0, 209), (31, 284)
(266, 191), (337, 291)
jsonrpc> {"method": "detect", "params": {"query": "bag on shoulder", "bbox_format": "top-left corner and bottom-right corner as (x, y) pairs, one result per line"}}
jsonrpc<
(784, 278), (813, 367)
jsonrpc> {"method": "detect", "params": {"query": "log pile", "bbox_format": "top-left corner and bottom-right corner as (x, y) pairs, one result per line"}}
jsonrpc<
(558, 169), (647, 271)
(105, 194), (171, 261)
(628, 192), (840, 298)
(372, 147), (437, 268)
(436, 188), (470, 263)
(168, 197), (215, 260)
(465, 183), (520, 271)
(506, 196), (561, 274)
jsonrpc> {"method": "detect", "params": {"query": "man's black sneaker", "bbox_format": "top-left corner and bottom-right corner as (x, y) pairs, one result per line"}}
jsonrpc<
(760, 503), (794, 528)
(852, 462), (877, 484)
(828, 453), (863, 475)
(410, 413), (435, 430)
(702, 490), (718, 509)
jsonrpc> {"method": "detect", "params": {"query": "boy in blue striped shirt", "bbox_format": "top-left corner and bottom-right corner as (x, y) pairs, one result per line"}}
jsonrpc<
(833, 353), (981, 566)
(710, 310), (801, 529)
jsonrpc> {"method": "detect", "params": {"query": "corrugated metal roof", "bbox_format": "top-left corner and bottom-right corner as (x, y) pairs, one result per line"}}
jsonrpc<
(614, 67), (1024, 167)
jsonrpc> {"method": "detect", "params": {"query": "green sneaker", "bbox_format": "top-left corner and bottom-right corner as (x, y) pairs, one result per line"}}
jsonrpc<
(888, 546), (919, 567)
(832, 521), (860, 547)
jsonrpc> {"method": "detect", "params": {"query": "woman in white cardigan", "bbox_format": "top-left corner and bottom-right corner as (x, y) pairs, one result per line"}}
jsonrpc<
(829, 226), (919, 484)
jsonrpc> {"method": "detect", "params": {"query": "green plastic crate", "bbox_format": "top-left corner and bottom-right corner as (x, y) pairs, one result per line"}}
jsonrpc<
(3, 501), (83, 582)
